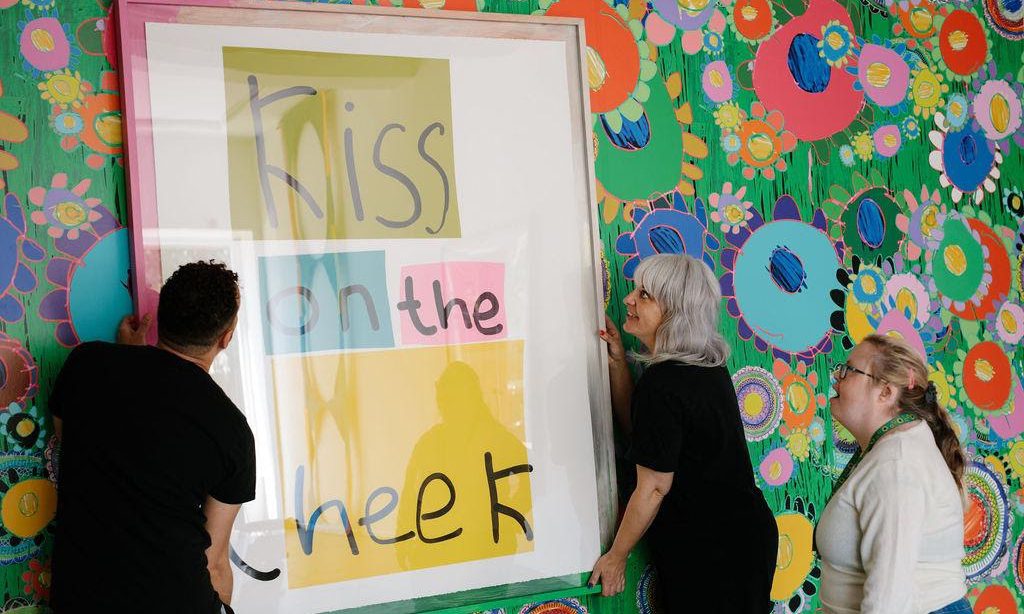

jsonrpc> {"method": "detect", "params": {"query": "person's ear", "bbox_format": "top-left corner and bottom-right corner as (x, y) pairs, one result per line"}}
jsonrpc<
(219, 323), (236, 350)
(877, 381), (896, 404)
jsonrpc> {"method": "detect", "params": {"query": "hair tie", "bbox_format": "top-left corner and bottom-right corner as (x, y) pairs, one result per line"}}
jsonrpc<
(924, 381), (938, 405)
(907, 371), (917, 389)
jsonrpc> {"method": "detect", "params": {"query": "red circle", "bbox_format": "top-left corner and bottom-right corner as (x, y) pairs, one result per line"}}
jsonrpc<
(733, 0), (774, 41)
(974, 584), (1018, 613)
(951, 219), (1012, 321)
(751, 0), (863, 141)
(962, 341), (1013, 412)
(547, 0), (640, 114)
(938, 10), (988, 77)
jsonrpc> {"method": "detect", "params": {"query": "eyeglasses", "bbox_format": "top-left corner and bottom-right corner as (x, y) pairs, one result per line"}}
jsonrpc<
(831, 362), (880, 380)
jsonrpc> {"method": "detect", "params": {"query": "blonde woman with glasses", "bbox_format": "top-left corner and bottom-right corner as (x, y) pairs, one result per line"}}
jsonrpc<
(588, 254), (777, 612)
(817, 334), (968, 613)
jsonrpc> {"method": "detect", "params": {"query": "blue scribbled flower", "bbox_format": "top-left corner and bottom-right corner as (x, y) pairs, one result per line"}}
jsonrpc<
(615, 191), (720, 279)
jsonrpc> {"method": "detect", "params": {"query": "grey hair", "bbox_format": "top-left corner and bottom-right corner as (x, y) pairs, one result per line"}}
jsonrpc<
(631, 254), (730, 367)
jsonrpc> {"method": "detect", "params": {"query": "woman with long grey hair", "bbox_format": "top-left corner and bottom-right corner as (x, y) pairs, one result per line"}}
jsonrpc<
(588, 254), (777, 611)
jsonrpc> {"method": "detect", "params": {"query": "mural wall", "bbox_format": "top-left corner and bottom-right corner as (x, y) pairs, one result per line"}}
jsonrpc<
(0, 0), (1021, 612)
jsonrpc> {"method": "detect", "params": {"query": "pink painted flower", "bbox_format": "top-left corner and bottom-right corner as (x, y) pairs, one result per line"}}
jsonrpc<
(28, 173), (102, 240)
(759, 447), (794, 486)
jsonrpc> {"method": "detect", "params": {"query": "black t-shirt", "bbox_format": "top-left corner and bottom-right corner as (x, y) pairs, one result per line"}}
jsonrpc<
(629, 361), (775, 556)
(49, 342), (256, 613)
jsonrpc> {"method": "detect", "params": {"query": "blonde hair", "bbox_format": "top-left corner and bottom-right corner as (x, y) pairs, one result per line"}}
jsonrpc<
(861, 334), (965, 490)
(632, 254), (729, 368)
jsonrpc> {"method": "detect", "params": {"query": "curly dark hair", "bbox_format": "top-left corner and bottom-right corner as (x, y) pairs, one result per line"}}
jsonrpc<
(158, 260), (240, 349)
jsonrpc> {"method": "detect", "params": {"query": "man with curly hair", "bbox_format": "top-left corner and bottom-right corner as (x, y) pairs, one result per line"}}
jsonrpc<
(49, 261), (255, 614)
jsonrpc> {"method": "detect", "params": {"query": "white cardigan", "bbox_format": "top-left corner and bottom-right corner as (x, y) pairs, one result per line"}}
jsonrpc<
(817, 422), (966, 614)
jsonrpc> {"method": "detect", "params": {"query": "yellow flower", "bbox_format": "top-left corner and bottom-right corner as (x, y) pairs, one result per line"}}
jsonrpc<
(714, 102), (744, 133)
(1008, 441), (1024, 481)
(927, 362), (957, 411)
(786, 427), (811, 460)
(909, 66), (947, 119)
(852, 131), (874, 161)
(38, 69), (88, 110)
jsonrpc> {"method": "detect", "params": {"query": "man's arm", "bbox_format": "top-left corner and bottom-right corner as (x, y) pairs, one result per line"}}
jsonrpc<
(204, 496), (241, 606)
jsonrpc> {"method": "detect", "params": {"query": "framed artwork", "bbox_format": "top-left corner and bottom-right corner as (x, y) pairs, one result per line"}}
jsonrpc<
(117, 1), (614, 611)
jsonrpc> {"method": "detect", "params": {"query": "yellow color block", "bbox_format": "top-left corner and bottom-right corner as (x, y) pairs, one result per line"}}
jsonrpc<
(272, 341), (533, 587)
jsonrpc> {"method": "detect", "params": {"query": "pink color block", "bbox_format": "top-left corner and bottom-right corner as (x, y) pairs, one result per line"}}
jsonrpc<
(399, 262), (507, 346)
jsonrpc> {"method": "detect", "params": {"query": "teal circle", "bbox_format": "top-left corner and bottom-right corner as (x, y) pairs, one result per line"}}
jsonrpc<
(733, 220), (840, 353)
(69, 228), (132, 342)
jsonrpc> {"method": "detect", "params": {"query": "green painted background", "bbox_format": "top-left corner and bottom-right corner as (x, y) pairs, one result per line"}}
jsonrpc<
(0, 0), (1022, 612)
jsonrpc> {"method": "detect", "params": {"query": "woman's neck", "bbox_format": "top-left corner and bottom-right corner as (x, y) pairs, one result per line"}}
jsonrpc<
(850, 412), (895, 451)
(851, 410), (916, 451)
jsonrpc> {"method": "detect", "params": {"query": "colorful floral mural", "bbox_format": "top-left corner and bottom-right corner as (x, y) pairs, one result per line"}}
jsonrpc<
(0, 0), (1021, 611)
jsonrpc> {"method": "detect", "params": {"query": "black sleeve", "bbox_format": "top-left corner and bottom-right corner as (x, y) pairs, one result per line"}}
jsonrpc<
(49, 344), (90, 420)
(210, 421), (257, 505)
(628, 376), (686, 473)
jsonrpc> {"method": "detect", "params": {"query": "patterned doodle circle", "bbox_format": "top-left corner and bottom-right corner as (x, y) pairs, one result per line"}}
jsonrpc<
(961, 341), (1013, 412)
(833, 421), (859, 459)
(963, 461), (1010, 581)
(781, 375), (818, 430)
(78, 84), (123, 159)
(733, 366), (784, 441)
(519, 599), (587, 614)
(872, 124), (902, 158)
(636, 563), (658, 614)
(983, 0), (1024, 40)
(0, 455), (50, 565)
(1014, 530), (1024, 592)
(44, 436), (59, 487)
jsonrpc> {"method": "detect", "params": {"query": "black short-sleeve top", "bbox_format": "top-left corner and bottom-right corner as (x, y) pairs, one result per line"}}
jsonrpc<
(49, 342), (256, 612)
(628, 360), (767, 539)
